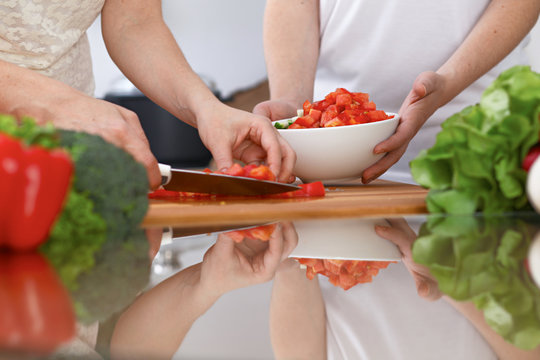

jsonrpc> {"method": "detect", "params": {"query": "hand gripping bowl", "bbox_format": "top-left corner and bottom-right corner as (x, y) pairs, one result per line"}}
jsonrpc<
(274, 113), (400, 184)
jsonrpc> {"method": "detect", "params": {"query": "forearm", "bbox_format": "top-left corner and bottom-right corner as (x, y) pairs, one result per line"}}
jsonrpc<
(436, 0), (540, 106)
(263, 0), (319, 107)
(101, 0), (217, 128)
(445, 297), (540, 360)
(0, 60), (88, 119)
(270, 260), (326, 359)
(110, 263), (219, 359)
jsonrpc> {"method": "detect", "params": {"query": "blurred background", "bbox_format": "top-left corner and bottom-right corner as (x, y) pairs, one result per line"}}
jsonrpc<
(87, 0), (540, 168)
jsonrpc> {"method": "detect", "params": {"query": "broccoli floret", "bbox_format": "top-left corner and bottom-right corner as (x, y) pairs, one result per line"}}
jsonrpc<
(58, 130), (149, 240)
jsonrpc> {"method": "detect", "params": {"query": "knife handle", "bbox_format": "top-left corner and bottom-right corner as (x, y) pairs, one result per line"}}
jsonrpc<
(158, 163), (172, 186)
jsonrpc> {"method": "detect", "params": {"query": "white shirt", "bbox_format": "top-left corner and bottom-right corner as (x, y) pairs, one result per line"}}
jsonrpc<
(316, 0), (531, 183)
(0, 0), (106, 96)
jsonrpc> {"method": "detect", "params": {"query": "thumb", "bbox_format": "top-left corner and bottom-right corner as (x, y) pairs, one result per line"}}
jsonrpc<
(253, 101), (272, 118)
(411, 71), (438, 101)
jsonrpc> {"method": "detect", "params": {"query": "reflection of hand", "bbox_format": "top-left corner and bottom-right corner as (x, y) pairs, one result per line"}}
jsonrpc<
(375, 218), (442, 301)
(197, 102), (296, 183)
(144, 227), (164, 262)
(362, 71), (447, 183)
(199, 222), (298, 298)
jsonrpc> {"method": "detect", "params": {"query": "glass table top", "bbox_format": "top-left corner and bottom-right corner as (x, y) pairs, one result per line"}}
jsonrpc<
(2, 211), (540, 359)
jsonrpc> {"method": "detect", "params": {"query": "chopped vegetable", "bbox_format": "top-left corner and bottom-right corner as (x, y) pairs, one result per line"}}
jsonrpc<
(275, 88), (393, 129)
(410, 66), (540, 214)
(58, 129), (149, 240)
(224, 224), (278, 242)
(0, 252), (76, 355)
(148, 163), (326, 199)
(0, 131), (73, 251)
(295, 258), (395, 290)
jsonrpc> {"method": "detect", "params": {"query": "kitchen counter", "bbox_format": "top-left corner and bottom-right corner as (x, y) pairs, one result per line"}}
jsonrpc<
(2, 186), (540, 359)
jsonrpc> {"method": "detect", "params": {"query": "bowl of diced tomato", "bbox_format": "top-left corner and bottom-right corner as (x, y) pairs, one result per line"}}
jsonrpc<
(273, 88), (399, 184)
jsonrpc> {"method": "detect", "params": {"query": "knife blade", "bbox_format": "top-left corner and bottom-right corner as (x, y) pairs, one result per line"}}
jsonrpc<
(159, 163), (301, 196)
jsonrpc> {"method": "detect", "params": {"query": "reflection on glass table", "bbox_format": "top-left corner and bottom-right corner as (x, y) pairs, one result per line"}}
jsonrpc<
(3, 213), (540, 359)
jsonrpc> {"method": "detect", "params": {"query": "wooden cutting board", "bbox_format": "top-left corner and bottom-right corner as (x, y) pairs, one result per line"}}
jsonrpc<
(143, 179), (428, 228)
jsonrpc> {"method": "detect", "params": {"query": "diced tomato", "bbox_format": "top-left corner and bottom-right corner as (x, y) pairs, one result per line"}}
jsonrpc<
(361, 101), (377, 111)
(245, 224), (277, 241)
(324, 118), (345, 127)
(293, 115), (318, 128)
(302, 100), (312, 115)
(324, 91), (337, 104)
(226, 231), (245, 243)
(242, 164), (258, 176)
(336, 93), (353, 107)
(248, 165), (276, 181)
(288, 123), (305, 129)
(148, 189), (181, 199)
(352, 92), (369, 103)
(224, 163), (244, 176)
(367, 110), (390, 122)
(308, 109), (322, 122)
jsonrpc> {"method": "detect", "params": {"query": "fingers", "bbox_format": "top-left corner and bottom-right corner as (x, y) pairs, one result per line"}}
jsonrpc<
(362, 144), (407, 183)
(208, 139), (235, 172)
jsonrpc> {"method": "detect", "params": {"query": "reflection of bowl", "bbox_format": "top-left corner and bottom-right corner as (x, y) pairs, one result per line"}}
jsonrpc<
(274, 114), (399, 184)
(288, 218), (401, 261)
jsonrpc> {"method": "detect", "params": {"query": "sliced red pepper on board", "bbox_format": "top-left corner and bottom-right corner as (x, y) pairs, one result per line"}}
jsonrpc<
(0, 134), (73, 251)
(0, 252), (76, 355)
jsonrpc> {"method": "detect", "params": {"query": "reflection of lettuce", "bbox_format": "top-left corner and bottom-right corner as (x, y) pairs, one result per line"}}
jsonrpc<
(411, 66), (540, 214)
(412, 214), (540, 350)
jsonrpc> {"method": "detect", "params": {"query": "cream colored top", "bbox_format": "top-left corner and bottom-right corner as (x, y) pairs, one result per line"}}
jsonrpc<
(0, 0), (106, 96)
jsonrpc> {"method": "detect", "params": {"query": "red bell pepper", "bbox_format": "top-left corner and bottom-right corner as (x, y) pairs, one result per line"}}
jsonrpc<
(0, 252), (76, 355)
(0, 133), (73, 251)
(523, 143), (540, 172)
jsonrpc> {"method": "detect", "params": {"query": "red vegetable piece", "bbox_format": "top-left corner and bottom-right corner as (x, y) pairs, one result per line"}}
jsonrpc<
(0, 252), (76, 355)
(523, 143), (540, 172)
(0, 134), (73, 251)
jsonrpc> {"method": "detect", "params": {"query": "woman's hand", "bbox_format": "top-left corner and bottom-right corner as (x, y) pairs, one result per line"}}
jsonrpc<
(199, 222), (298, 298)
(362, 71), (447, 183)
(0, 61), (161, 189)
(197, 102), (296, 183)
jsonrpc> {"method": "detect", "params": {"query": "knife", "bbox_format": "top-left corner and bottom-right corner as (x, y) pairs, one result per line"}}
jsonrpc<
(159, 163), (301, 196)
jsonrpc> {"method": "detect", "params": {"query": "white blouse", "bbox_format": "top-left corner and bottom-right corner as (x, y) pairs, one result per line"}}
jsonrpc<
(0, 0), (106, 96)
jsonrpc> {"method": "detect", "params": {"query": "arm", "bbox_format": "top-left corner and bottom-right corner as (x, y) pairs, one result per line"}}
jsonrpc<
(110, 263), (217, 360)
(253, 0), (320, 120)
(270, 259), (327, 360)
(101, 0), (295, 182)
(0, 59), (161, 188)
(446, 297), (540, 360)
(362, 0), (540, 183)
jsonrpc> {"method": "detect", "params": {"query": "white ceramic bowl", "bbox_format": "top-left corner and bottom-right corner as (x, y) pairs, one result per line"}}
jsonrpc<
(274, 113), (400, 184)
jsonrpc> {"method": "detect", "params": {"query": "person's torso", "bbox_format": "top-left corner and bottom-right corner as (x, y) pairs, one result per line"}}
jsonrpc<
(0, 0), (106, 95)
(316, 0), (530, 183)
